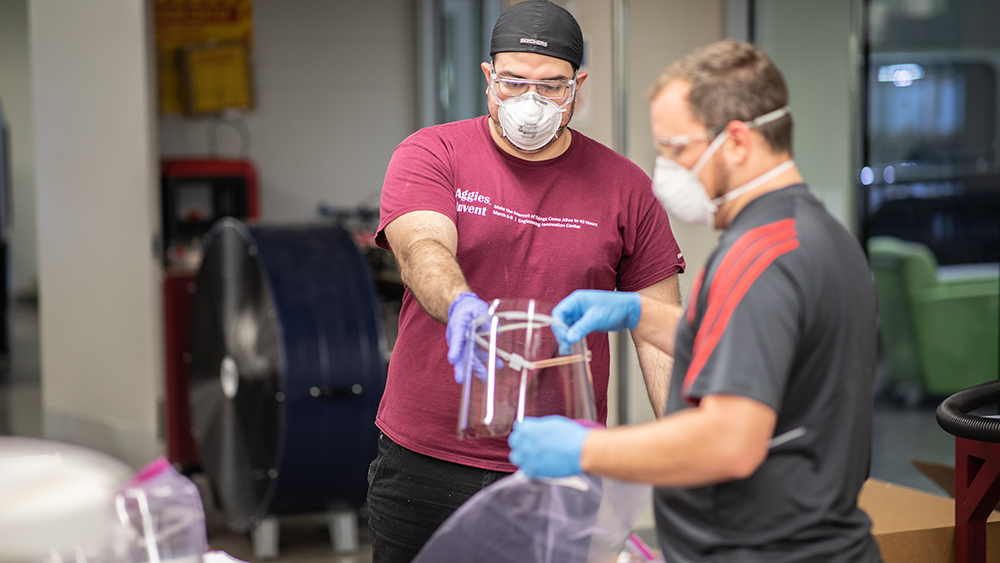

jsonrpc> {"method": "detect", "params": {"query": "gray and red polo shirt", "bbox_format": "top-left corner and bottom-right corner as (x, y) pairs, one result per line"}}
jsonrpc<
(655, 184), (882, 563)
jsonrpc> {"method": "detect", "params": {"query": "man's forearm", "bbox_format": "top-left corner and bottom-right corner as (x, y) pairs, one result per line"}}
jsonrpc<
(633, 276), (681, 416)
(397, 237), (471, 323)
(579, 395), (776, 486)
(635, 296), (683, 356)
(632, 335), (672, 417)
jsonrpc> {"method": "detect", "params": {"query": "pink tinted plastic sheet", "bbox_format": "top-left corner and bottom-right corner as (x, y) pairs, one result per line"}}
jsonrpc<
(412, 471), (652, 563)
(458, 299), (597, 440)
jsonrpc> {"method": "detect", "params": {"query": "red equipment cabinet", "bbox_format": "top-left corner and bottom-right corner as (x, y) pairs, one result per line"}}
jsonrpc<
(161, 158), (259, 468)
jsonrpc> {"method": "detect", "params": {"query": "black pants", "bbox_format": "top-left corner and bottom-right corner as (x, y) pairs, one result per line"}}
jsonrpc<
(366, 432), (512, 563)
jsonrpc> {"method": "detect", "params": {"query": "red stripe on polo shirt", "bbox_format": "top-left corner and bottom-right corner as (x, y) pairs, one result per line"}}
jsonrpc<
(682, 220), (799, 402)
(686, 268), (706, 325)
(692, 219), (795, 352)
(693, 219), (797, 354)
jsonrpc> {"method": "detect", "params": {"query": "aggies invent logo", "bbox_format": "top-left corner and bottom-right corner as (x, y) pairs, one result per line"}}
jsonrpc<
(456, 189), (489, 217)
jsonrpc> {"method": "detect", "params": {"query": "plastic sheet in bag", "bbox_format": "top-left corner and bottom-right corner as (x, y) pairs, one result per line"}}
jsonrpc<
(110, 457), (207, 563)
(412, 471), (652, 563)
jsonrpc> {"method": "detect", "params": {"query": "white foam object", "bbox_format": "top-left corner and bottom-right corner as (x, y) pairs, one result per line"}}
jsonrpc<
(0, 437), (132, 563)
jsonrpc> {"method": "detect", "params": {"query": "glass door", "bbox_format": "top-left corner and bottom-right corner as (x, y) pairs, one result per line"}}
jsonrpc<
(861, 0), (1000, 264)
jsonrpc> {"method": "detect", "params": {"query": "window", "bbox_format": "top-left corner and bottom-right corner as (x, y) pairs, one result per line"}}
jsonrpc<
(861, 0), (1000, 265)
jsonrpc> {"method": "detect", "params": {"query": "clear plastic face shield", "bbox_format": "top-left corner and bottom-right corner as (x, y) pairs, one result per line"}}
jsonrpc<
(457, 299), (596, 440)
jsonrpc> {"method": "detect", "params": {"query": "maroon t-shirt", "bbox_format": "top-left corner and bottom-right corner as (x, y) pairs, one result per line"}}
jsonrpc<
(376, 116), (684, 471)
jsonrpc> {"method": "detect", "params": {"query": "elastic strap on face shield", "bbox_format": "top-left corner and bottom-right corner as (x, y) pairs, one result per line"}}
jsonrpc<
(471, 311), (592, 370)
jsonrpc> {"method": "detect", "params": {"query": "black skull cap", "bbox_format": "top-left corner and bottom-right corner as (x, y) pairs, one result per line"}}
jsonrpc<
(490, 0), (584, 71)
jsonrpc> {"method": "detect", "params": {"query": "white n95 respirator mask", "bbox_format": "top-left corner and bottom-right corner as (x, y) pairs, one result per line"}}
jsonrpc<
(497, 92), (565, 152)
(652, 130), (730, 226)
(652, 106), (794, 226)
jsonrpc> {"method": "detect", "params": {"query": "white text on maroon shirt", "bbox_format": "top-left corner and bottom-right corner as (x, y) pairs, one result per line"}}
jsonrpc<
(456, 189), (490, 216)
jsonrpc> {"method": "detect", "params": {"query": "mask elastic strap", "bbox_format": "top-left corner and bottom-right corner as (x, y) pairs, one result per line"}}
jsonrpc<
(714, 159), (796, 205)
(690, 130), (730, 175)
(691, 106), (789, 175)
(748, 106), (790, 128)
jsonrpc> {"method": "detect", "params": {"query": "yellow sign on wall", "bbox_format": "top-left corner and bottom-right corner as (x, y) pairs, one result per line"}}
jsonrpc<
(179, 42), (252, 114)
(154, 0), (253, 114)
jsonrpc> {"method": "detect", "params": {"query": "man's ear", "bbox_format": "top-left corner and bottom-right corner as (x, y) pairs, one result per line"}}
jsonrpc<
(723, 121), (753, 166)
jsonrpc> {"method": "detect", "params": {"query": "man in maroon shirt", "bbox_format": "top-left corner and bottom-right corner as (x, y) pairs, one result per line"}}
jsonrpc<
(369, 2), (684, 561)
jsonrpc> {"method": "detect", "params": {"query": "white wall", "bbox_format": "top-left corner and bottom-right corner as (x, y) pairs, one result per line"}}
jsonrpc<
(549, 0), (723, 429)
(622, 1), (724, 427)
(0, 0), (38, 297)
(572, 0), (725, 314)
(756, 0), (854, 230)
(158, 0), (416, 221)
(31, 0), (162, 468)
(627, 0), (724, 311)
(566, 0), (612, 145)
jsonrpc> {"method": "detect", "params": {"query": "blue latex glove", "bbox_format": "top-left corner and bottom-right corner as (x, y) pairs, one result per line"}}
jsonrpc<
(508, 416), (591, 478)
(446, 292), (490, 383)
(551, 290), (642, 354)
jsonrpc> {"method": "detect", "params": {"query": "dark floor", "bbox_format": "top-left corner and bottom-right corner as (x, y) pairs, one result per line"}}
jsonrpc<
(0, 299), (964, 561)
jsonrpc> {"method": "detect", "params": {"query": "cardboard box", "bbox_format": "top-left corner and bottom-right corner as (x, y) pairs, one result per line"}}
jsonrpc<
(859, 461), (1000, 563)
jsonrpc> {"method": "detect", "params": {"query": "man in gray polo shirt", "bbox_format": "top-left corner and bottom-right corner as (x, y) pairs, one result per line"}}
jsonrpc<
(508, 40), (882, 562)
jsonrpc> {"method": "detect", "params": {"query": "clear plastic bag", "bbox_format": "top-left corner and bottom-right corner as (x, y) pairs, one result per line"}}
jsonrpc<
(412, 471), (652, 563)
(110, 457), (207, 563)
(458, 298), (596, 439)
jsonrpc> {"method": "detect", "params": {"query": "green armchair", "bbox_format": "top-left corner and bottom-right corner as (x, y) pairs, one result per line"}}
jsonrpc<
(868, 236), (999, 397)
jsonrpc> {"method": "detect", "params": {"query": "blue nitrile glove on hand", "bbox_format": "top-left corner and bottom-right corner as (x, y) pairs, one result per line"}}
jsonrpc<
(508, 416), (591, 478)
(446, 292), (490, 383)
(551, 290), (642, 354)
